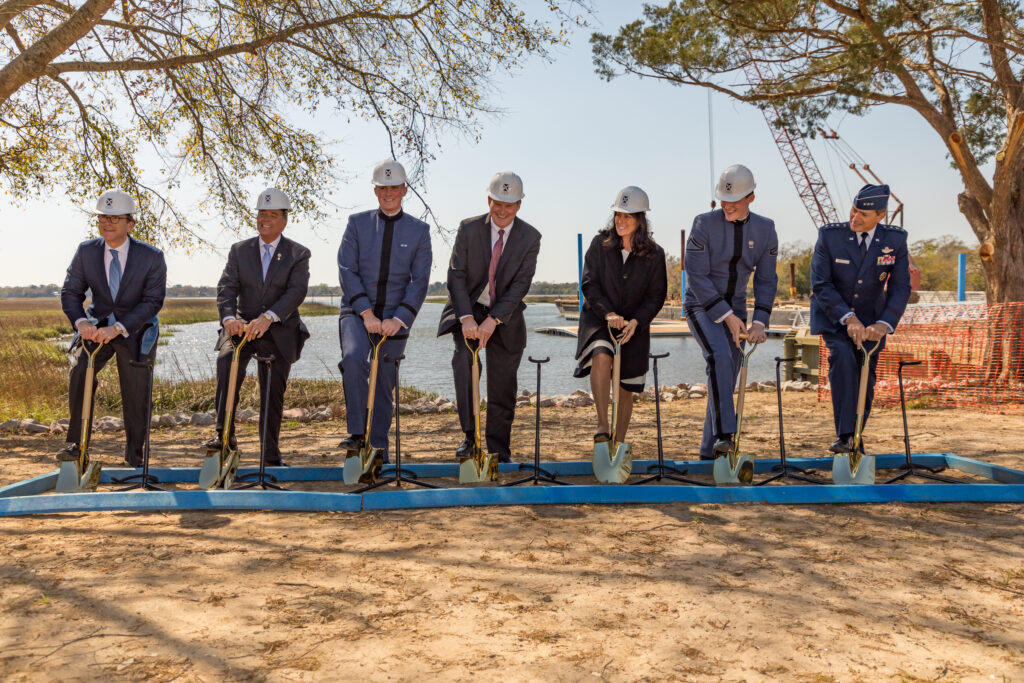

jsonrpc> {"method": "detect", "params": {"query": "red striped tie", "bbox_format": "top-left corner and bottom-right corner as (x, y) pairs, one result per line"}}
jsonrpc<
(488, 228), (505, 307)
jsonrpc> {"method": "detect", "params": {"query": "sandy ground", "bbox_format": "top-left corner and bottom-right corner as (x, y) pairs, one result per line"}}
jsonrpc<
(0, 392), (1023, 682)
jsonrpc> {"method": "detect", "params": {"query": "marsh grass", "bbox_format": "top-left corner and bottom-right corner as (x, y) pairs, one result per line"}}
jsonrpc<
(0, 298), (341, 421)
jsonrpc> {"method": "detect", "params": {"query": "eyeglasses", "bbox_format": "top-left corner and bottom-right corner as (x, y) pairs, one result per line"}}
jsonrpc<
(97, 215), (127, 224)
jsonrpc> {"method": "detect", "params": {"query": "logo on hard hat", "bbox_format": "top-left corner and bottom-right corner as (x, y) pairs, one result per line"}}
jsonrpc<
(105, 197), (113, 207)
(502, 183), (510, 193)
(621, 195), (629, 206)
(264, 193), (271, 204)
(385, 169), (392, 178)
(725, 182), (732, 192)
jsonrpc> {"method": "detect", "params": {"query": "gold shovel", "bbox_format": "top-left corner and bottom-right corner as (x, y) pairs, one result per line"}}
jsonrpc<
(343, 334), (388, 485)
(713, 336), (759, 485)
(458, 337), (499, 484)
(593, 325), (632, 484)
(200, 335), (246, 490)
(832, 339), (880, 485)
(57, 340), (105, 493)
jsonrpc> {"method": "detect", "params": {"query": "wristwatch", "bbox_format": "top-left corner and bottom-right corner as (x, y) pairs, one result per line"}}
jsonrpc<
(263, 312), (274, 322)
(491, 315), (502, 325)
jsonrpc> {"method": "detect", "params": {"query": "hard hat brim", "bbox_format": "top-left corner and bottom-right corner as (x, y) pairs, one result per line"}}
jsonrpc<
(372, 180), (407, 187)
(611, 206), (649, 213)
(487, 191), (525, 203)
(715, 189), (753, 203)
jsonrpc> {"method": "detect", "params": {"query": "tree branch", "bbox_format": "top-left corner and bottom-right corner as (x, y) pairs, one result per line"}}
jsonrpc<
(979, 0), (1023, 110)
(0, 0), (114, 107)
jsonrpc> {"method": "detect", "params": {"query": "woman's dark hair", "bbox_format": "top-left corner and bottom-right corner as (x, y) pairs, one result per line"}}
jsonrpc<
(599, 212), (657, 258)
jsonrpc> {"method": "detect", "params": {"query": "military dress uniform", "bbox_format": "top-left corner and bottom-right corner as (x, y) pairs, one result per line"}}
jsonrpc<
(338, 208), (432, 461)
(810, 185), (911, 450)
(683, 209), (778, 459)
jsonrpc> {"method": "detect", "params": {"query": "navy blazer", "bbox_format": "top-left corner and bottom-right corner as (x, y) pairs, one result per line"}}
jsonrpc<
(216, 235), (311, 363)
(810, 222), (912, 335)
(61, 236), (166, 353)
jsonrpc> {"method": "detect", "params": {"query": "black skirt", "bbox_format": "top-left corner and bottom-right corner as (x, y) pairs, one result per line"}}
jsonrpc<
(573, 309), (651, 393)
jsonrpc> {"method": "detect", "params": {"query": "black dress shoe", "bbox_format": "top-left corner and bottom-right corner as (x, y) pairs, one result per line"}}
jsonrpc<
(265, 459), (288, 467)
(712, 435), (734, 457)
(123, 456), (143, 468)
(699, 454), (716, 461)
(337, 434), (365, 451)
(455, 437), (474, 461)
(202, 435), (237, 450)
(498, 455), (512, 464)
(829, 436), (854, 453)
(56, 443), (80, 463)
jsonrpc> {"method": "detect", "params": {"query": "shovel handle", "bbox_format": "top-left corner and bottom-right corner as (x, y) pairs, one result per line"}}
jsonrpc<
(364, 335), (388, 437)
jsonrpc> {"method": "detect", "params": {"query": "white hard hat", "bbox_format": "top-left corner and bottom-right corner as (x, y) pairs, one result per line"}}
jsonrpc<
(611, 186), (650, 213)
(94, 189), (136, 215)
(255, 187), (291, 211)
(487, 171), (525, 203)
(715, 164), (756, 202)
(372, 160), (407, 187)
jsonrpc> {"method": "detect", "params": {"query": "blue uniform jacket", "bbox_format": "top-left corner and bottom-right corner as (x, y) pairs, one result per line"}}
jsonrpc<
(810, 222), (911, 334)
(683, 210), (778, 326)
(338, 209), (432, 328)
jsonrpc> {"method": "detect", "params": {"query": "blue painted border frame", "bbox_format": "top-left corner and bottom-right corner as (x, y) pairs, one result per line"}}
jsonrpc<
(0, 453), (1021, 516)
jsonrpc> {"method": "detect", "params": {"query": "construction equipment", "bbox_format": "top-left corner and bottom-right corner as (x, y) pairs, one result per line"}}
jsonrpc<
(343, 334), (388, 486)
(593, 325), (632, 484)
(56, 341), (105, 493)
(199, 335), (246, 490)
(832, 340), (880, 485)
(459, 337), (499, 483)
(713, 338), (759, 485)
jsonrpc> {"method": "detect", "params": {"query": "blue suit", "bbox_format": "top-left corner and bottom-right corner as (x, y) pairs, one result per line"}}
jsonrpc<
(683, 210), (778, 458)
(61, 236), (166, 465)
(338, 209), (432, 458)
(811, 222), (911, 440)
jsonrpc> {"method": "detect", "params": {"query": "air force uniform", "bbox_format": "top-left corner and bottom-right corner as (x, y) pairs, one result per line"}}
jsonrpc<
(810, 184), (911, 446)
(338, 207), (432, 460)
(684, 209), (778, 459)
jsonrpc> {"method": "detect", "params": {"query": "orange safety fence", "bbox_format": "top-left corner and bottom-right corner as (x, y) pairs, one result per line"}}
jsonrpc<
(817, 302), (1024, 414)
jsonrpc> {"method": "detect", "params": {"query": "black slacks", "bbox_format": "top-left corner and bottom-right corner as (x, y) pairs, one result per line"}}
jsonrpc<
(451, 314), (523, 462)
(66, 335), (156, 465)
(214, 338), (291, 462)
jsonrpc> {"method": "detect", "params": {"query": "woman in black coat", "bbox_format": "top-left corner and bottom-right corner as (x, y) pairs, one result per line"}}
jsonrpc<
(574, 186), (668, 443)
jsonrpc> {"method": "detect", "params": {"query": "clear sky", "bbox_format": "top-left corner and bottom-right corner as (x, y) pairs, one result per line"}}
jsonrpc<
(0, 1), (981, 288)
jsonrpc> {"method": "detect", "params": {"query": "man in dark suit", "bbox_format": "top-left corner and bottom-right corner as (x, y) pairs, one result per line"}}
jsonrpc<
(437, 171), (541, 463)
(202, 188), (311, 466)
(59, 189), (167, 467)
(810, 183), (912, 452)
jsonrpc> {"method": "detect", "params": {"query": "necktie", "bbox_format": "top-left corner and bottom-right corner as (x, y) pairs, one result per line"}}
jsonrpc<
(488, 229), (505, 307)
(859, 233), (868, 257)
(262, 244), (272, 279)
(108, 249), (122, 326)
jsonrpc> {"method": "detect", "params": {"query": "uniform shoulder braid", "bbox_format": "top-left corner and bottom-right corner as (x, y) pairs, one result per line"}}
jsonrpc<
(820, 221), (849, 231)
(878, 222), (906, 233)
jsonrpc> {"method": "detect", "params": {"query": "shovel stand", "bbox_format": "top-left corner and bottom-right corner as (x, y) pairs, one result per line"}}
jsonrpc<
(885, 360), (960, 484)
(357, 355), (438, 492)
(112, 359), (166, 491)
(505, 356), (569, 487)
(633, 352), (709, 486)
(233, 354), (288, 491)
(756, 356), (826, 486)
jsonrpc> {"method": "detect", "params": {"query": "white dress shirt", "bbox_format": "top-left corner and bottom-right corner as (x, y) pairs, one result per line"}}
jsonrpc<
(463, 218), (514, 319)
(76, 238), (131, 336)
(223, 236), (282, 324)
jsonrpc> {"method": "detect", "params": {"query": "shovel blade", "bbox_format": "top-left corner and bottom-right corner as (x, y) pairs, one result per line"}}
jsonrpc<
(198, 449), (225, 490)
(343, 446), (384, 486)
(56, 461), (81, 494)
(832, 453), (876, 485)
(220, 449), (240, 489)
(77, 462), (102, 492)
(713, 453), (754, 485)
(459, 453), (498, 483)
(593, 441), (632, 484)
